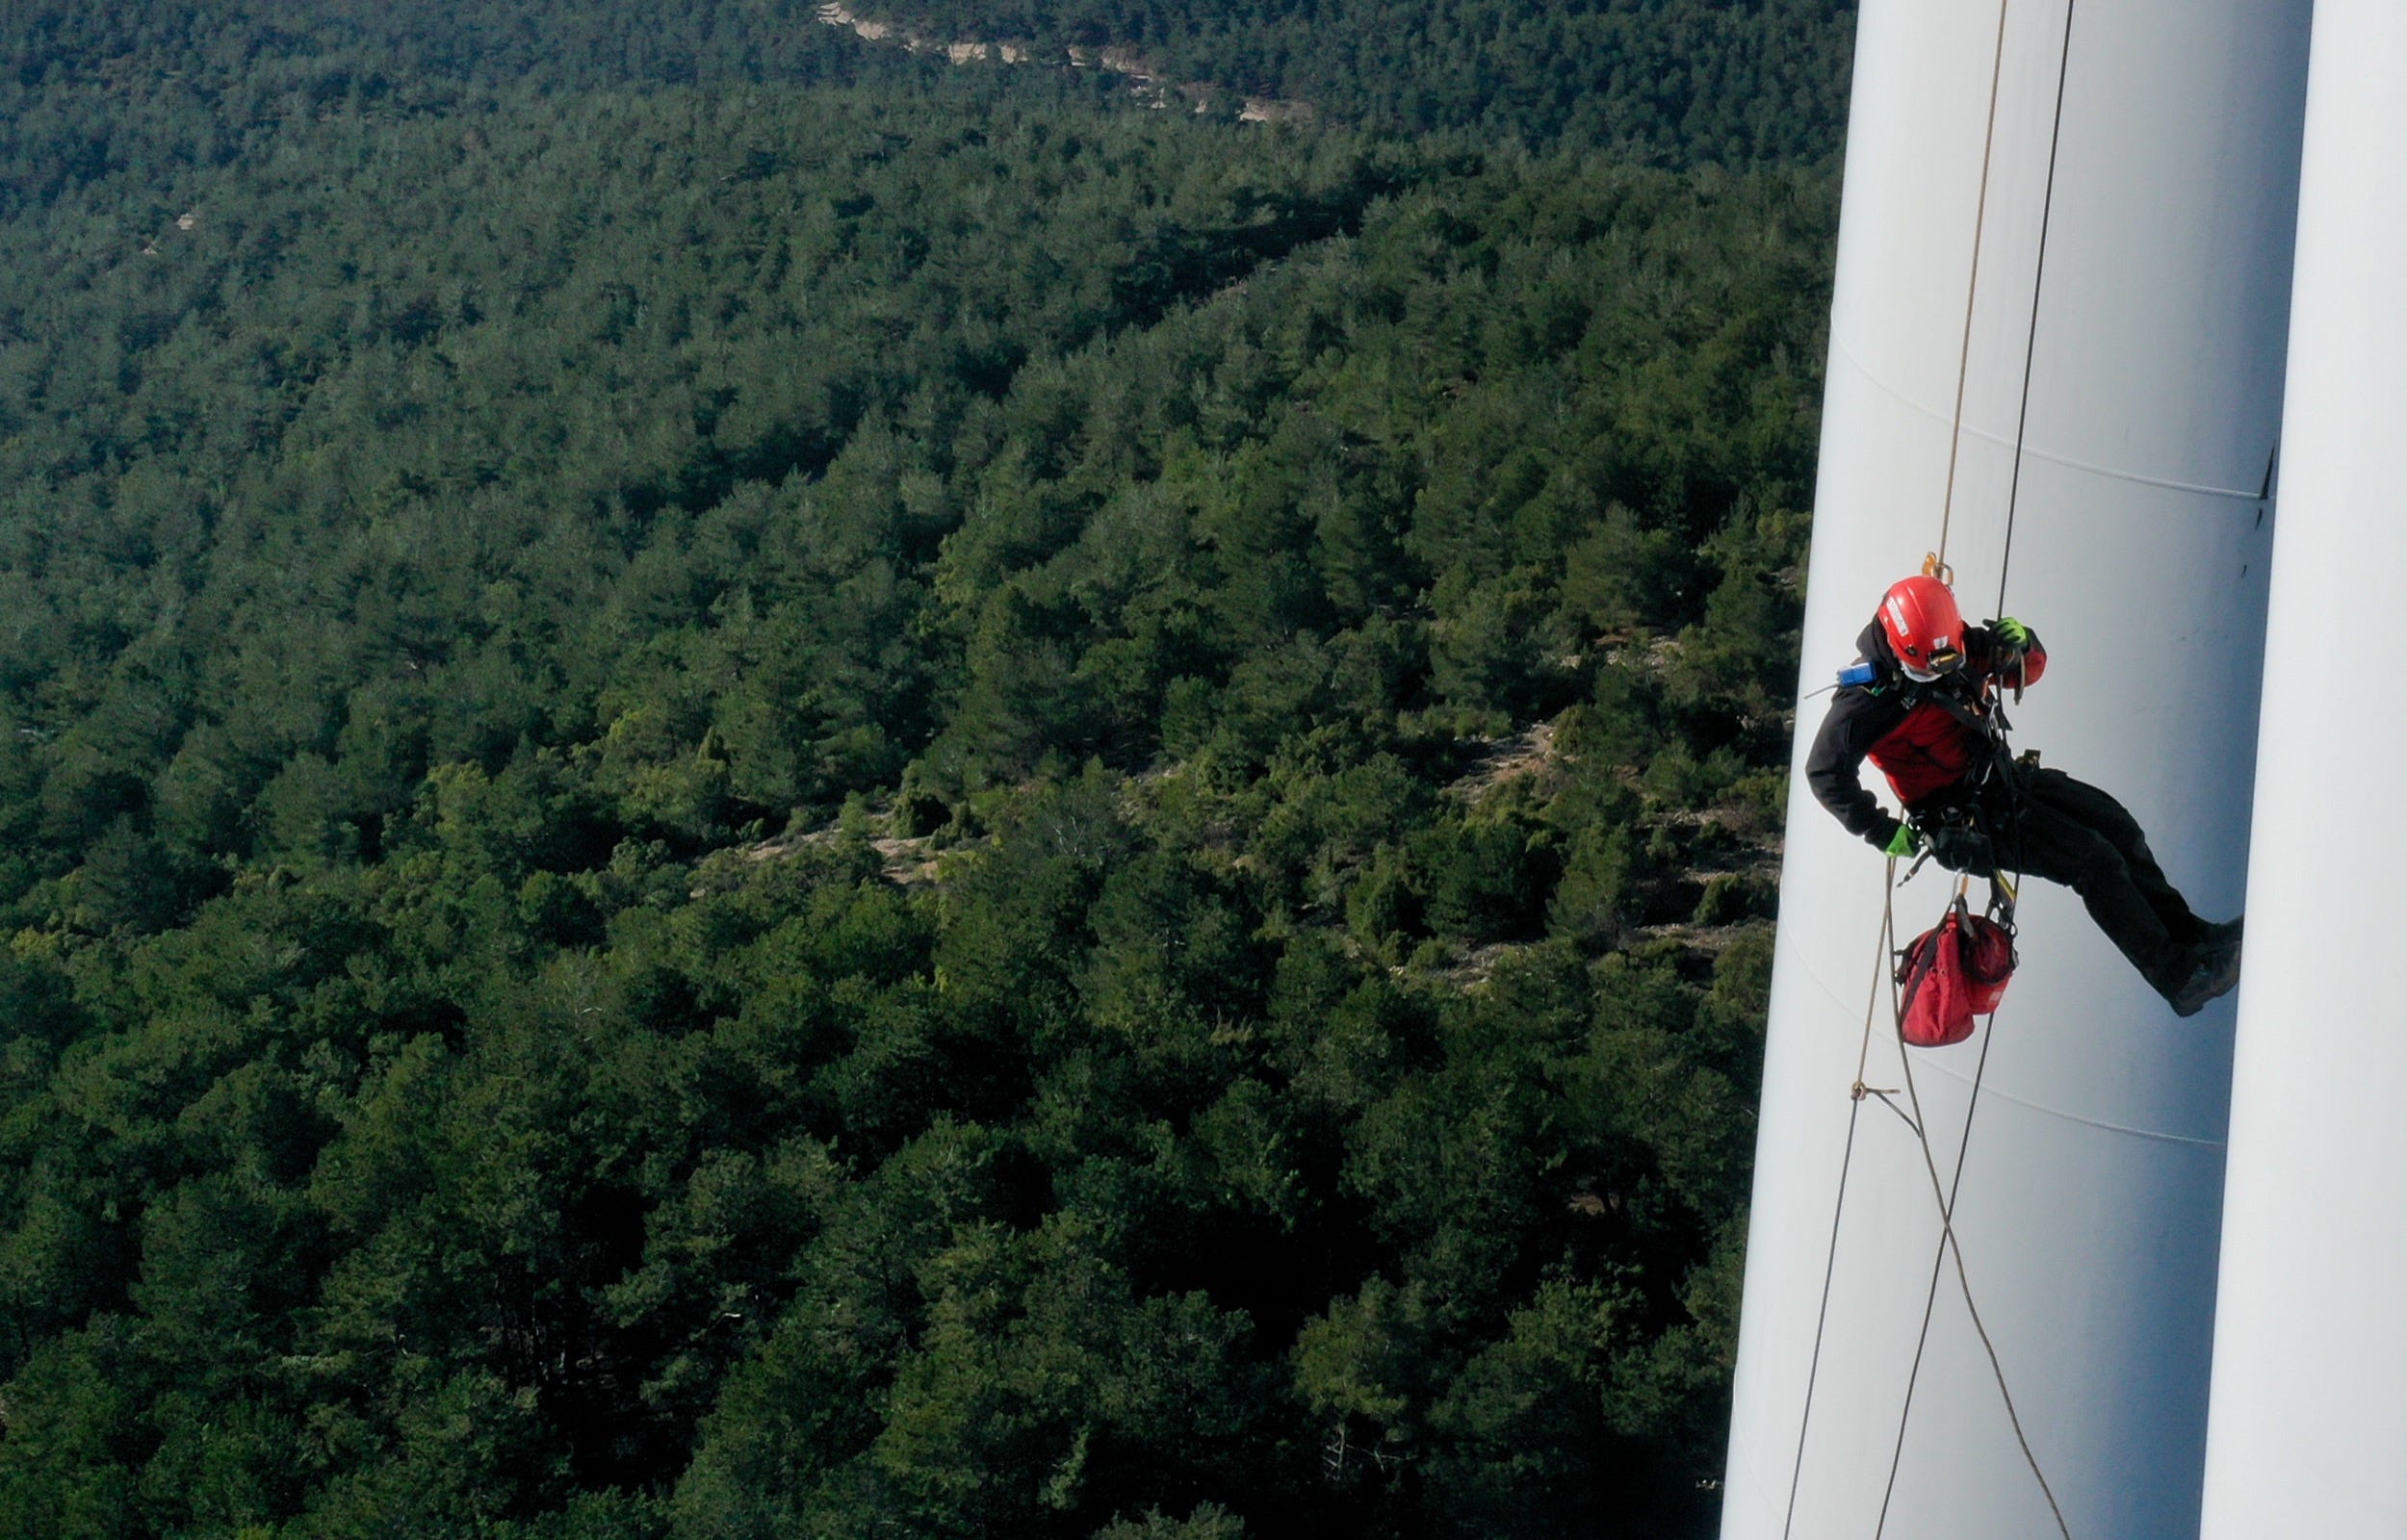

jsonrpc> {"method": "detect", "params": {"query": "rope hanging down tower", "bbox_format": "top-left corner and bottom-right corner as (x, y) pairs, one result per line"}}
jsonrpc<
(1780, 1), (2082, 1534)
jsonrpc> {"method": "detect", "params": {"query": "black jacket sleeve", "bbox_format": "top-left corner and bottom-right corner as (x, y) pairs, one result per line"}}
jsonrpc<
(1805, 683), (1910, 850)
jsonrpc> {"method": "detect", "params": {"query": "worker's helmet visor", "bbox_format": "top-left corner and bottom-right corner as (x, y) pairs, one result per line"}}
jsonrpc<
(1900, 642), (1964, 682)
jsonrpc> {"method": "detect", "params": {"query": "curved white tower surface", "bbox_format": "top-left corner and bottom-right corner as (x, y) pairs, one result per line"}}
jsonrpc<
(1721, 2), (2308, 1537)
(2200, 6), (2407, 1536)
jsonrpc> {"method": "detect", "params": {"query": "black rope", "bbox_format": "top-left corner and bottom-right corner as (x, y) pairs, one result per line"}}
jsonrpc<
(1881, 5), (2083, 1523)
(1785, 0), (2022, 1502)
(1876, 1189), (1954, 1533)
(1873, 0), (2082, 1524)
(1788, 0), (2083, 1528)
(1780, 870), (1905, 1540)
(1876, 890), (2016, 1530)
(1878, 937), (2072, 1540)
(1995, 0), (2079, 620)
(1936, 0), (2018, 573)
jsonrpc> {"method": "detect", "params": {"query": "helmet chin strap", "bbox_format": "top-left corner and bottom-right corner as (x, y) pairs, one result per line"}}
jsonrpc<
(1902, 663), (1944, 683)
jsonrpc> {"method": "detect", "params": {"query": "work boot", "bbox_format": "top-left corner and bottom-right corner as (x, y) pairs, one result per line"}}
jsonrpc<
(2163, 926), (2243, 1017)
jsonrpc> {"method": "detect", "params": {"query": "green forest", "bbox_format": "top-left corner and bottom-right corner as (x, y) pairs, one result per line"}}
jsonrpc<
(0, 3), (1849, 1536)
(836, 0), (1855, 163)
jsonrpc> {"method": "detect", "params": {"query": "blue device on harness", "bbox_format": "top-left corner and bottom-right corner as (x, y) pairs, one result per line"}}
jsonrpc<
(1836, 659), (1878, 689)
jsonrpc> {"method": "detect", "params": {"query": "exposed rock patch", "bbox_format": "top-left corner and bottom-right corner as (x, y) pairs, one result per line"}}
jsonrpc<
(815, 3), (1313, 120)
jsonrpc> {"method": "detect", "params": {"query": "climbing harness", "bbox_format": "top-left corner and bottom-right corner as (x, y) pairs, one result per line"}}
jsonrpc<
(1781, 0), (2083, 1535)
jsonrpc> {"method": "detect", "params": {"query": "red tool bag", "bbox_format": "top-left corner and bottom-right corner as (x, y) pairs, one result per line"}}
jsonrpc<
(1896, 895), (2017, 1047)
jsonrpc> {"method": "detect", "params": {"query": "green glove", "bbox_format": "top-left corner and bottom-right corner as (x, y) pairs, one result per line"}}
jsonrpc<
(1993, 616), (2032, 650)
(1883, 825), (1921, 859)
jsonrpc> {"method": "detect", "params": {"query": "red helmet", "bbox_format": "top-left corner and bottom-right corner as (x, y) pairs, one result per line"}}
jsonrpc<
(1878, 575), (1965, 679)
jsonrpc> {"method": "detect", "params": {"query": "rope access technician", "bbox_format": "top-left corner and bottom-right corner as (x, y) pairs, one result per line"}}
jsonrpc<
(1807, 574), (2243, 1017)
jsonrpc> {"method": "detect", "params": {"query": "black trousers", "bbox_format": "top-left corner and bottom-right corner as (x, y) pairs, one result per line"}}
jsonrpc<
(1922, 763), (2205, 993)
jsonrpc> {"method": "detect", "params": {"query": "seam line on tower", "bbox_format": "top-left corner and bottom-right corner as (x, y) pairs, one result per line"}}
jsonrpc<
(1830, 342), (2270, 501)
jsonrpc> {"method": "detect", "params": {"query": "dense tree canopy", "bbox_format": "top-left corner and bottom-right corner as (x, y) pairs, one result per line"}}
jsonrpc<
(0, 3), (1841, 1535)
(842, 0), (1856, 163)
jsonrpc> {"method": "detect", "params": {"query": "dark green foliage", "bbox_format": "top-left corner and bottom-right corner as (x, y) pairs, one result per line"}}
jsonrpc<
(837, 0), (1856, 164)
(0, 5), (1829, 1536)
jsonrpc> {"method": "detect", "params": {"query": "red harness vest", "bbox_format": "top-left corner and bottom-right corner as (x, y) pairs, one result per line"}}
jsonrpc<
(1868, 697), (1992, 808)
